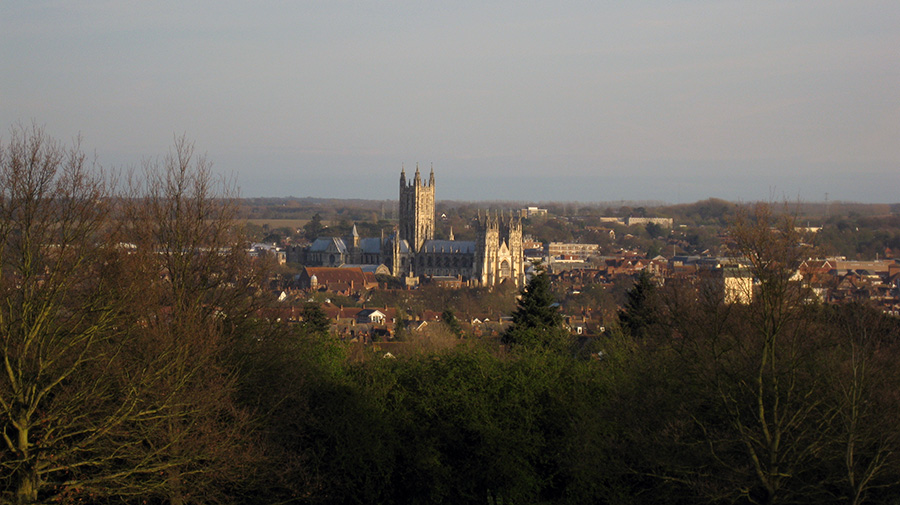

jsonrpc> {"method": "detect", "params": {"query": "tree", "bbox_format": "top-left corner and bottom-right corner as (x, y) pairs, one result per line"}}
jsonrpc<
(392, 307), (409, 342)
(230, 317), (352, 503)
(503, 264), (568, 351)
(618, 270), (661, 339)
(300, 301), (332, 337)
(821, 303), (900, 504)
(0, 125), (132, 503)
(664, 204), (828, 504)
(441, 309), (463, 338)
(304, 212), (324, 240)
(113, 137), (260, 504)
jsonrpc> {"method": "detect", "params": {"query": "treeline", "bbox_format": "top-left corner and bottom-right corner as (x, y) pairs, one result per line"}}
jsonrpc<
(3, 126), (900, 505)
(0, 125), (268, 504)
(599, 208), (900, 504)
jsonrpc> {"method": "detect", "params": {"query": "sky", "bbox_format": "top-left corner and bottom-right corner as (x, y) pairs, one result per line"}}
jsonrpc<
(2, 1), (899, 204)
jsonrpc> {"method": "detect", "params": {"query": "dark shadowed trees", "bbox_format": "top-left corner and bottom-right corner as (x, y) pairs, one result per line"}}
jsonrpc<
(619, 270), (662, 340)
(643, 205), (835, 504)
(821, 303), (900, 504)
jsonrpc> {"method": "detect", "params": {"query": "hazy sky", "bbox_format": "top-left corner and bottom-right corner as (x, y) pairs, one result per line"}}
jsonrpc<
(3, 1), (899, 203)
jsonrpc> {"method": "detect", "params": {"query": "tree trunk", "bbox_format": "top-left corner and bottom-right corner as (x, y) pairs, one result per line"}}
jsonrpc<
(15, 466), (38, 504)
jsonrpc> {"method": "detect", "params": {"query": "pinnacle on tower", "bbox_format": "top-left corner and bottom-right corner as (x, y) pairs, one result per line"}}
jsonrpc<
(429, 164), (435, 186)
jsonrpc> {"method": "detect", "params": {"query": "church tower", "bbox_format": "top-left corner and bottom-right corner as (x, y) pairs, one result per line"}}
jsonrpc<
(399, 164), (435, 253)
(474, 211), (500, 286)
(474, 210), (525, 287)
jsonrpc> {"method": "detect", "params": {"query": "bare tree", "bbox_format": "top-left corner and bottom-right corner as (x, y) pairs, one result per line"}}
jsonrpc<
(0, 124), (128, 503)
(823, 303), (900, 505)
(124, 136), (254, 321)
(0, 128), (262, 504)
(660, 204), (832, 504)
(111, 137), (260, 504)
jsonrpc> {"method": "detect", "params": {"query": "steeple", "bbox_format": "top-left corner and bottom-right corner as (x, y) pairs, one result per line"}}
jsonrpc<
(429, 164), (435, 186)
(414, 163), (421, 185)
(400, 164), (406, 187)
(350, 223), (359, 248)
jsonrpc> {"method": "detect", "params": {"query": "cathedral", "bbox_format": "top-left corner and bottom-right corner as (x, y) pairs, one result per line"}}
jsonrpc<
(300, 166), (525, 287)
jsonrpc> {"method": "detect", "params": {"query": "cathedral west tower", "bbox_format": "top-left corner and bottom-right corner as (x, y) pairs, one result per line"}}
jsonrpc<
(399, 165), (435, 253)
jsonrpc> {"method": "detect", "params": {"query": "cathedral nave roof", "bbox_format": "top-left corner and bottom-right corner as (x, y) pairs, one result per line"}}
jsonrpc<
(309, 236), (348, 254)
(420, 240), (476, 254)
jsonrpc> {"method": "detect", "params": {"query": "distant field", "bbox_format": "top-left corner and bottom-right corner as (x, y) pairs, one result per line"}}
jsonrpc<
(245, 219), (310, 229)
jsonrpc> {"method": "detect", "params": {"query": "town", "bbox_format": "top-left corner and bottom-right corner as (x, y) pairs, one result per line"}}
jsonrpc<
(3, 126), (900, 505)
(7, 1), (898, 502)
(244, 168), (900, 345)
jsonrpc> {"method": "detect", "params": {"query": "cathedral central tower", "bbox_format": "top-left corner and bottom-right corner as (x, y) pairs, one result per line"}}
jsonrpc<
(399, 164), (435, 253)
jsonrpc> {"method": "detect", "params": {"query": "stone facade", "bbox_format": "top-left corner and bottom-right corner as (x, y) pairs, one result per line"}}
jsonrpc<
(399, 165), (435, 253)
(473, 211), (525, 287)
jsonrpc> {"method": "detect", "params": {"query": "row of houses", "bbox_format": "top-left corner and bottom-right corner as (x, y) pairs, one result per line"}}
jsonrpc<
(258, 302), (511, 344)
(552, 253), (900, 319)
(799, 259), (900, 312)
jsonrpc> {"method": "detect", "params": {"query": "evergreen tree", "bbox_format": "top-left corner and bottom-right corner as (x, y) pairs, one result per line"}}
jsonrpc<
(619, 270), (660, 339)
(503, 266), (567, 350)
(303, 212), (324, 240)
(393, 307), (409, 341)
(300, 301), (331, 337)
(441, 308), (464, 338)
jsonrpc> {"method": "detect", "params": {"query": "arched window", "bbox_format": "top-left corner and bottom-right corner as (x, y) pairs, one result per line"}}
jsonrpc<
(500, 260), (511, 279)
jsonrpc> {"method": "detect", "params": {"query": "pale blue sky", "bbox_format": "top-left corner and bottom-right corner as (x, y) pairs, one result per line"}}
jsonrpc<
(3, 1), (898, 203)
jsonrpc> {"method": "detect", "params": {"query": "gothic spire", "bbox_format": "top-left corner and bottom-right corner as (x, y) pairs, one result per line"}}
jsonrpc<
(429, 163), (435, 186)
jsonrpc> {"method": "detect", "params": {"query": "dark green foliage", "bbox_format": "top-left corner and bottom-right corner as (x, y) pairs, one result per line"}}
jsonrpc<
(512, 271), (563, 329)
(528, 216), (575, 243)
(345, 350), (617, 505)
(618, 270), (661, 339)
(300, 301), (331, 336)
(503, 268), (569, 350)
(645, 222), (663, 238)
(441, 308), (463, 337)
(303, 212), (324, 240)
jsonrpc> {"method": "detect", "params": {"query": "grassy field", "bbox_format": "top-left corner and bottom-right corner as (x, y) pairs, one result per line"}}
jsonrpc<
(245, 218), (310, 229)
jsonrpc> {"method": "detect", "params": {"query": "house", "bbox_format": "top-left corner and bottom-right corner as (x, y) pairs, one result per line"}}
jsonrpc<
(356, 309), (387, 324)
(297, 266), (379, 293)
